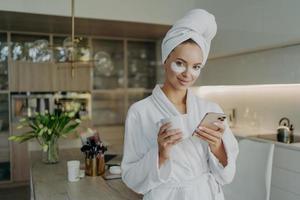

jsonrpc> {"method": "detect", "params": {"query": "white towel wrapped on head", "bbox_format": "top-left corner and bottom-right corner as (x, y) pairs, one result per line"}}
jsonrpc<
(161, 9), (217, 65)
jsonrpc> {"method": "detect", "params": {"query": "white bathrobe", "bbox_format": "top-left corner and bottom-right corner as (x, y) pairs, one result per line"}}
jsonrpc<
(122, 85), (239, 200)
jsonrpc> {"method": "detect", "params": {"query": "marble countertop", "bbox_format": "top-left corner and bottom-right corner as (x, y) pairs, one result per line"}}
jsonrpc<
(30, 149), (142, 200)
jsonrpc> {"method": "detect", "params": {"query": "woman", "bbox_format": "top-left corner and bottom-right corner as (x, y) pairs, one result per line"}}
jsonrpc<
(121, 9), (239, 200)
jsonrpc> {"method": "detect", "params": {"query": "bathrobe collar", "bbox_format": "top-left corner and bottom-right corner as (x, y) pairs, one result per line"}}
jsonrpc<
(151, 84), (193, 117)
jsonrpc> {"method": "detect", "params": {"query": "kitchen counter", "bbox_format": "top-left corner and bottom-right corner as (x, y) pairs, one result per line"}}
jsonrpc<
(234, 133), (300, 151)
(30, 149), (142, 200)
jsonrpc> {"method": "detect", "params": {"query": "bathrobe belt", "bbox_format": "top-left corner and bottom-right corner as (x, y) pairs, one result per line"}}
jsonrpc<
(159, 172), (222, 200)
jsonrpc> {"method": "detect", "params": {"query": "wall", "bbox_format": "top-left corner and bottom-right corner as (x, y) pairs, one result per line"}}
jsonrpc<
(196, 44), (300, 86)
(0, 0), (197, 25)
(192, 84), (300, 136)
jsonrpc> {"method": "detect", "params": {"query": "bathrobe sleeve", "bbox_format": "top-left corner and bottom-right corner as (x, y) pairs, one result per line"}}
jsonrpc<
(207, 104), (239, 185)
(121, 106), (173, 194)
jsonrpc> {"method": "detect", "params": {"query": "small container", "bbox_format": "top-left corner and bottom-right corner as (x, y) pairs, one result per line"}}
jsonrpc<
(85, 154), (105, 176)
(85, 157), (97, 176)
(67, 160), (80, 182)
(97, 154), (105, 176)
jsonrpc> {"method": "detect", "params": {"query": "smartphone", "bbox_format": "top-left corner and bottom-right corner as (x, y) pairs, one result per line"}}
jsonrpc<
(198, 112), (226, 129)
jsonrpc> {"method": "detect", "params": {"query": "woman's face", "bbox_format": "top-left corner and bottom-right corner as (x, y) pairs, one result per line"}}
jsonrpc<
(164, 42), (204, 90)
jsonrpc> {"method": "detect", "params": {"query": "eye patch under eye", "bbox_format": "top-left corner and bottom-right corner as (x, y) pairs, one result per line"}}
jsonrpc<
(170, 61), (202, 78)
(171, 61), (186, 74)
(189, 66), (202, 77)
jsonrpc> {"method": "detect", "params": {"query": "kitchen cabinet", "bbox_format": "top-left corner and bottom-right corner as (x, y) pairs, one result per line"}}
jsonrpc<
(236, 136), (300, 200)
(0, 94), (10, 182)
(190, 0), (300, 86)
(10, 123), (30, 182)
(92, 39), (124, 90)
(9, 61), (92, 91)
(9, 33), (92, 92)
(91, 39), (158, 127)
(0, 32), (11, 184)
(55, 63), (91, 91)
(127, 41), (157, 89)
(196, 44), (300, 86)
(92, 91), (125, 126)
(53, 36), (92, 91)
(9, 61), (56, 91)
(1, 31), (159, 185)
(91, 39), (158, 152)
(270, 146), (300, 200)
(197, 0), (300, 58)
(0, 33), (8, 90)
(128, 90), (151, 109)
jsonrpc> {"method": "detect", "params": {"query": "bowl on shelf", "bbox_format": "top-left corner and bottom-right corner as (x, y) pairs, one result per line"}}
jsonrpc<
(94, 51), (114, 77)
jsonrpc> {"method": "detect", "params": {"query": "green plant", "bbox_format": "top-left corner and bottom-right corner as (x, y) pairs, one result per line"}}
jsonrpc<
(9, 110), (81, 152)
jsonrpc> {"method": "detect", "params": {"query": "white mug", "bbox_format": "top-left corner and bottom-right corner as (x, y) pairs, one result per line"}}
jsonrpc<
(67, 160), (80, 182)
(159, 115), (189, 139)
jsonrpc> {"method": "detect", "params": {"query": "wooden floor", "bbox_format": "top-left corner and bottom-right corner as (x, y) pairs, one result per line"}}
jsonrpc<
(0, 185), (30, 200)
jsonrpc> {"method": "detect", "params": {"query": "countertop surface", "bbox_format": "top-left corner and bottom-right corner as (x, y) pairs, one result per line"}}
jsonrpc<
(30, 149), (142, 200)
(29, 129), (300, 200)
(232, 128), (300, 151)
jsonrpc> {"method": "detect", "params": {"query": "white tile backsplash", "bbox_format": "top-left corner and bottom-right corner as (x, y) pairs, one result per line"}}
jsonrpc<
(192, 84), (300, 136)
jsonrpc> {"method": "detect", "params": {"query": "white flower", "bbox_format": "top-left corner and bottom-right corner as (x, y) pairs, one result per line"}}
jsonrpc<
(42, 144), (48, 152)
(68, 112), (75, 118)
(38, 129), (44, 136)
(16, 125), (23, 129)
(19, 118), (26, 122)
(66, 101), (81, 112)
(87, 128), (94, 134)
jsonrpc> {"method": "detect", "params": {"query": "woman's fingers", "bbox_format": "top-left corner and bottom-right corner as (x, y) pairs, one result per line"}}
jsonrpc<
(196, 127), (221, 139)
(196, 130), (219, 142)
(163, 134), (182, 147)
(164, 132), (182, 143)
(213, 122), (225, 133)
(161, 129), (181, 139)
(158, 123), (184, 147)
(196, 134), (217, 146)
(158, 122), (172, 135)
(158, 129), (181, 143)
(194, 126), (222, 146)
(158, 130), (182, 146)
(171, 137), (183, 145)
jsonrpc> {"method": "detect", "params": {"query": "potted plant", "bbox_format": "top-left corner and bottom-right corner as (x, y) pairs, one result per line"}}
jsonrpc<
(9, 108), (81, 164)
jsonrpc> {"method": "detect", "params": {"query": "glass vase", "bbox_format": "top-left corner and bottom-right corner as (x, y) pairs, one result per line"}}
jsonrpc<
(42, 137), (59, 164)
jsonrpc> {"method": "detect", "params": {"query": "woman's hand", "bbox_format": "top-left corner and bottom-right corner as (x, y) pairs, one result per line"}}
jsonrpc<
(194, 122), (228, 166)
(157, 122), (183, 167)
(194, 122), (225, 148)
